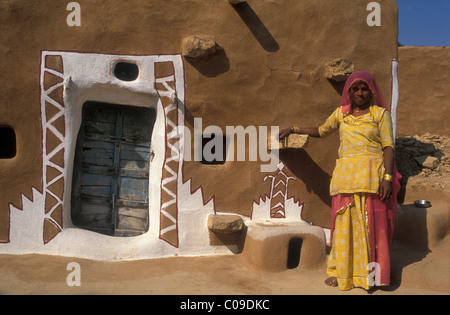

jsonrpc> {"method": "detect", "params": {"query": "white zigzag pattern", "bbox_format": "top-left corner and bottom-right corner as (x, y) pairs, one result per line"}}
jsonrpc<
(158, 76), (180, 241)
(41, 64), (65, 232)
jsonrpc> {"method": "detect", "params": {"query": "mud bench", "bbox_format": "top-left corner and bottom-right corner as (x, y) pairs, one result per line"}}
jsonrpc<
(241, 222), (327, 272)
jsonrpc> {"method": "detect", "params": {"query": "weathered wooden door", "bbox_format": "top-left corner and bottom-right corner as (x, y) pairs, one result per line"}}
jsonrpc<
(71, 102), (155, 237)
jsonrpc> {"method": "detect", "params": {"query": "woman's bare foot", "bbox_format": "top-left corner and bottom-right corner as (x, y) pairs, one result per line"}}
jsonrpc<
(324, 277), (338, 287)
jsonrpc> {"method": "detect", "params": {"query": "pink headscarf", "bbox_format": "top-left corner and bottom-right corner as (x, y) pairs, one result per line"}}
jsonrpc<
(340, 71), (389, 116)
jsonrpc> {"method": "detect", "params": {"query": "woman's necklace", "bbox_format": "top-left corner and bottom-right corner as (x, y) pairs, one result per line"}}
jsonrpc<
(353, 105), (369, 114)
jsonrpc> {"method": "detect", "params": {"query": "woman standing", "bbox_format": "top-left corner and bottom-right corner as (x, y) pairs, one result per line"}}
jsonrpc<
(279, 71), (401, 291)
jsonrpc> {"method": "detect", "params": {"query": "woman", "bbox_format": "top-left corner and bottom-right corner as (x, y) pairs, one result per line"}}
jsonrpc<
(279, 71), (401, 291)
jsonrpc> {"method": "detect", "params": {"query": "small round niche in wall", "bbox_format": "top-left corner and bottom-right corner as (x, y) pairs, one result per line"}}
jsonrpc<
(114, 61), (139, 81)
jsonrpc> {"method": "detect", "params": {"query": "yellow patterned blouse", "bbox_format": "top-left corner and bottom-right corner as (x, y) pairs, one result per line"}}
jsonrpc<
(318, 105), (395, 196)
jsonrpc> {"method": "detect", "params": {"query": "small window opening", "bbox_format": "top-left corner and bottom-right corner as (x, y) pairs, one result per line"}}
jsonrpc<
(201, 134), (227, 165)
(287, 238), (303, 269)
(114, 62), (139, 81)
(0, 127), (16, 159)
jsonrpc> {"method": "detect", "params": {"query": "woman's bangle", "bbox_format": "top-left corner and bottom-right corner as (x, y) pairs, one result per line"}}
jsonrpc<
(383, 174), (393, 182)
(291, 126), (300, 134)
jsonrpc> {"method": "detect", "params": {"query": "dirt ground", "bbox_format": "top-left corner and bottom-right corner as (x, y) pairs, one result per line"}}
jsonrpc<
(0, 188), (448, 296)
(0, 237), (448, 296)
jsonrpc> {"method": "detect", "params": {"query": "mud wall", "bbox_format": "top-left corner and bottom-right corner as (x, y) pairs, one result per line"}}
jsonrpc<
(397, 46), (450, 137)
(0, 0), (398, 257)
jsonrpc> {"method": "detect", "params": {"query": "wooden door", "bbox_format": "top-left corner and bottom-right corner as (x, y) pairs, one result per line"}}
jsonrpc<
(71, 102), (155, 237)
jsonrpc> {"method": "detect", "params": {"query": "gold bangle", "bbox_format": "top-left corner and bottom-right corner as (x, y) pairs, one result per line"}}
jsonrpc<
(292, 126), (300, 134)
(383, 174), (393, 182)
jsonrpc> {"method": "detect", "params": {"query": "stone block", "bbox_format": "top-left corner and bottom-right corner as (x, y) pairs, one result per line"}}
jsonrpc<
(267, 134), (309, 150)
(208, 214), (244, 234)
(181, 35), (223, 61)
(414, 155), (440, 169)
(325, 58), (354, 82)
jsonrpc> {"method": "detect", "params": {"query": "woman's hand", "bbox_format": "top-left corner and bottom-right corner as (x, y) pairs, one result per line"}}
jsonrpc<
(380, 146), (394, 201)
(278, 127), (292, 141)
(379, 180), (392, 201)
(278, 126), (320, 139)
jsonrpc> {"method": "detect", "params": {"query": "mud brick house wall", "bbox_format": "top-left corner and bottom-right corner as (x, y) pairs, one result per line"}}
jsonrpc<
(396, 46), (450, 138)
(0, 0), (399, 261)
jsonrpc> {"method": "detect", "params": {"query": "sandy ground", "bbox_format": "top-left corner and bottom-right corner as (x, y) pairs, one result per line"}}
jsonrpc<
(0, 239), (449, 296)
(0, 189), (448, 296)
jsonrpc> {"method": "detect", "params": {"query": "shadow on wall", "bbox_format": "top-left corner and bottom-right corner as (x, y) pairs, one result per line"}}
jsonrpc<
(384, 205), (430, 292)
(184, 49), (230, 78)
(327, 79), (346, 96)
(280, 149), (332, 208)
(231, 1), (279, 53)
(280, 149), (332, 228)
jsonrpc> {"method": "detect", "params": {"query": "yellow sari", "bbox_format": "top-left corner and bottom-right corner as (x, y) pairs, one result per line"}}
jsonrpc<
(319, 105), (395, 290)
(326, 193), (371, 290)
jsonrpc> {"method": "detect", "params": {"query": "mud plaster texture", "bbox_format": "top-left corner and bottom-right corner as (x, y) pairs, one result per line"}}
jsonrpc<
(396, 46), (450, 138)
(1, 1), (449, 295)
(0, 0), (399, 238)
